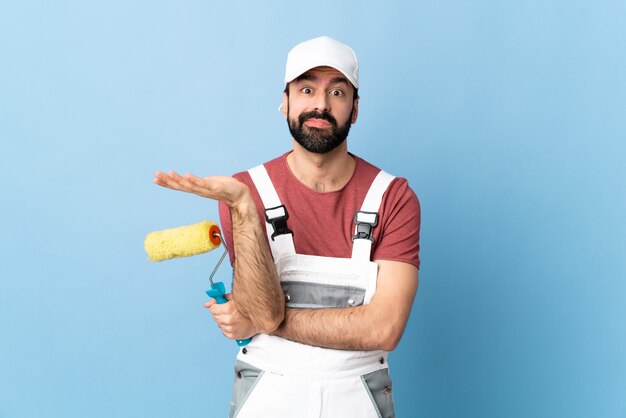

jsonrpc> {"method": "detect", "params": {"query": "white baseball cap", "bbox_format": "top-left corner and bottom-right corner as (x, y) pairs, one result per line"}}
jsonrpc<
(284, 36), (359, 89)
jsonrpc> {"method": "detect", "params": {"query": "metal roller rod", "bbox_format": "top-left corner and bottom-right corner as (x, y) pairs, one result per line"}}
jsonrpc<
(208, 233), (227, 287)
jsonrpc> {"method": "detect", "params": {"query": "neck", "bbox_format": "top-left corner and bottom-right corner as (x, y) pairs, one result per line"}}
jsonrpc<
(287, 141), (356, 192)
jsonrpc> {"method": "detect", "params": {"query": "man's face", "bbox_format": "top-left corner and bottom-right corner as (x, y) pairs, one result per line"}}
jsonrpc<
(282, 66), (359, 154)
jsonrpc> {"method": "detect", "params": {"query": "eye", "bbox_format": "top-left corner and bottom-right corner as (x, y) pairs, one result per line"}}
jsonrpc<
(300, 87), (313, 94)
(330, 89), (344, 97)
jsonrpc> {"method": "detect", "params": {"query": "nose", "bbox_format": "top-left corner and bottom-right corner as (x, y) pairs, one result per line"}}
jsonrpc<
(313, 92), (329, 113)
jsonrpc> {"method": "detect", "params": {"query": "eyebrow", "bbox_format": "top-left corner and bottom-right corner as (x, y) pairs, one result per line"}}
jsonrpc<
(329, 77), (349, 86)
(293, 74), (349, 87)
(294, 73), (317, 83)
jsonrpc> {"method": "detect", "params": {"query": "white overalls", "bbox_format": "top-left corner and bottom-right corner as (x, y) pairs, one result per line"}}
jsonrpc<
(229, 165), (397, 418)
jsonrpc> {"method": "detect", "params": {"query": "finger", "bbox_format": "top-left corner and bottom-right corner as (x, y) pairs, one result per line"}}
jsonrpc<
(183, 174), (219, 190)
(156, 171), (199, 193)
(170, 172), (220, 198)
(153, 171), (175, 188)
(153, 171), (186, 192)
(183, 174), (235, 200)
(181, 172), (206, 183)
(209, 301), (232, 315)
(210, 310), (225, 325)
(209, 303), (220, 315)
(155, 171), (221, 200)
(167, 171), (198, 191)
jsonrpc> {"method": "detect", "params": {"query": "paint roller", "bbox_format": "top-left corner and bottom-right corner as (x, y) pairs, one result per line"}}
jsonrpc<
(144, 220), (222, 262)
(144, 220), (251, 346)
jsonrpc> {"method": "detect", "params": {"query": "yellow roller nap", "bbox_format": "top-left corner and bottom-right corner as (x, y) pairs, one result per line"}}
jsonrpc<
(144, 220), (222, 261)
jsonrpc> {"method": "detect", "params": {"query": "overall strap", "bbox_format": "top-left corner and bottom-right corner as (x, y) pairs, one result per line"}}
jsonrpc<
(248, 164), (296, 260)
(351, 170), (396, 261)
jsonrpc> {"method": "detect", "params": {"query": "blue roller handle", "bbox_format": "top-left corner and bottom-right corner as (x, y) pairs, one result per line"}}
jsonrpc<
(206, 281), (252, 347)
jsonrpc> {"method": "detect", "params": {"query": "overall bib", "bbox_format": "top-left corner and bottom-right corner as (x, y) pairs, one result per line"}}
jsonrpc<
(229, 165), (397, 418)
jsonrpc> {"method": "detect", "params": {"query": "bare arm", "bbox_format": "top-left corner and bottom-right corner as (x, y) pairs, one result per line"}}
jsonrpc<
(229, 198), (284, 332)
(153, 171), (284, 333)
(205, 259), (418, 347)
(273, 260), (418, 351)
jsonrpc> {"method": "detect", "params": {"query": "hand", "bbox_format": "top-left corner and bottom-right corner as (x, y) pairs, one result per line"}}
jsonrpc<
(153, 171), (251, 208)
(205, 294), (259, 340)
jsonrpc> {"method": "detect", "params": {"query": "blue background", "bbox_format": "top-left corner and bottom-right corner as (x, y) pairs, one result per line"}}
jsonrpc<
(1, 1), (625, 417)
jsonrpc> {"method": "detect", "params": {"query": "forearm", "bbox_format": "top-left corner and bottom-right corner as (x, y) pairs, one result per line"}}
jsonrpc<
(273, 261), (418, 351)
(230, 200), (284, 333)
(273, 305), (399, 351)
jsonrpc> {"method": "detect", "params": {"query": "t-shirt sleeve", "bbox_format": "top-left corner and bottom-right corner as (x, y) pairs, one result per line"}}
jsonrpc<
(372, 178), (421, 269)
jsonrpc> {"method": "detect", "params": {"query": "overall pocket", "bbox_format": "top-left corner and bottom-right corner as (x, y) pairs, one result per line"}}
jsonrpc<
(281, 280), (366, 308)
(361, 368), (396, 418)
(229, 360), (264, 418)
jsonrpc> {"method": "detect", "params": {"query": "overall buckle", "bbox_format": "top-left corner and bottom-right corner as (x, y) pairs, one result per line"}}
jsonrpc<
(352, 211), (378, 243)
(265, 205), (293, 241)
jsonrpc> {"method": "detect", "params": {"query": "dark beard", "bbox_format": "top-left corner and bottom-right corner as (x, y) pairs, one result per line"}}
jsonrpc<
(288, 108), (353, 154)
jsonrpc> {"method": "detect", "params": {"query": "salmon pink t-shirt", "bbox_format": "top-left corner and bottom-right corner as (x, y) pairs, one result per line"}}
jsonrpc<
(218, 153), (420, 269)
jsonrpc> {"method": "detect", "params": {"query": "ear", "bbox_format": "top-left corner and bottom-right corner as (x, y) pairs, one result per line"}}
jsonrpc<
(351, 97), (359, 124)
(281, 93), (289, 119)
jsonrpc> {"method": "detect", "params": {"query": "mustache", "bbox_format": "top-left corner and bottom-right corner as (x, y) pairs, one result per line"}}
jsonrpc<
(298, 111), (338, 127)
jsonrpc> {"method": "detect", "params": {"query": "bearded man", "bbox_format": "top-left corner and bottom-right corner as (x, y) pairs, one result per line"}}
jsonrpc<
(154, 36), (421, 418)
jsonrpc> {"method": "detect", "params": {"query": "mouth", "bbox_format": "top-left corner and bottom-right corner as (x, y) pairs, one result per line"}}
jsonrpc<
(304, 118), (333, 129)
